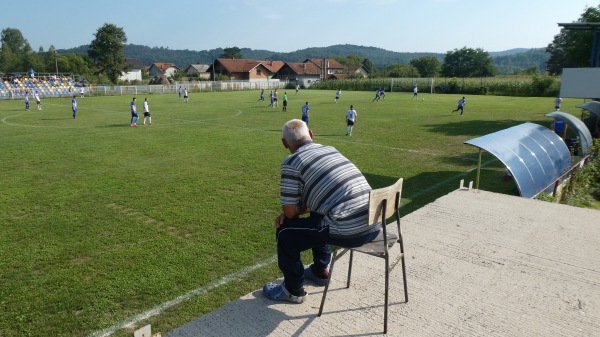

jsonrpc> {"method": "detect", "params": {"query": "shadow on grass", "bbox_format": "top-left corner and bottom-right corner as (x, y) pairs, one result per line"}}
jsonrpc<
(423, 119), (545, 137)
(364, 171), (461, 216)
(99, 124), (135, 128)
(439, 151), (503, 168)
(364, 167), (516, 216)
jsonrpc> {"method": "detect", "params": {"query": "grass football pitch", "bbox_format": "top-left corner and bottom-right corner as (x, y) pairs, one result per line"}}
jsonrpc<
(0, 90), (582, 336)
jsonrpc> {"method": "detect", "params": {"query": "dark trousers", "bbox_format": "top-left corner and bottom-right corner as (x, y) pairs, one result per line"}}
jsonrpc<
(276, 213), (379, 292)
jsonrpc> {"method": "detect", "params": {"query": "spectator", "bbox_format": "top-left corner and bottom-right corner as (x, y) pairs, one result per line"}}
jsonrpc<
(263, 119), (379, 303)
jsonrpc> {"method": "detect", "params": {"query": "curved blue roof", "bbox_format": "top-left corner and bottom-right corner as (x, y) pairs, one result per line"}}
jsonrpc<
(545, 111), (594, 155)
(464, 123), (571, 198)
(577, 101), (600, 118)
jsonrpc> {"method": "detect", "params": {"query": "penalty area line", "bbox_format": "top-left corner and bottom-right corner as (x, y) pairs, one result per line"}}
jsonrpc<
(87, 255), (277, 337)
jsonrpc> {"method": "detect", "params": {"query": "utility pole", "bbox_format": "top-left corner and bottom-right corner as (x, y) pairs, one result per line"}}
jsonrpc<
(54, 51), (59, 75)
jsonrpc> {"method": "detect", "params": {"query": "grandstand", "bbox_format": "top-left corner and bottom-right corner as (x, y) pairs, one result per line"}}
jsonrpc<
(0, 73), (79, 99)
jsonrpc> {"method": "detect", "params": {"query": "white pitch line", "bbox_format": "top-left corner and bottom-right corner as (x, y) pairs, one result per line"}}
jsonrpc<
(324, 137), (443, 156)
(87, 255), (277, 337)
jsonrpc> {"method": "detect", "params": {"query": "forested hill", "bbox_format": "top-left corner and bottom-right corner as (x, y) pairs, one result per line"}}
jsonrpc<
(61, 44), (549, 74)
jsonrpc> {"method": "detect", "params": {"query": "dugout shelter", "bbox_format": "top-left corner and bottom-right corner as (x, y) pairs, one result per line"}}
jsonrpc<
(464, 123), (571, 198)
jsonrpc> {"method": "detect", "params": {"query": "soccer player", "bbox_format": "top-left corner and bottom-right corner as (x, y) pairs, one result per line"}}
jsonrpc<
(412, 84), (418, 100)
(72, 96), (78, 119)
(346, 104), (357, 136)
(372, 88), (381, 102)
(335, 89), (341, 103)
(259, 89), (265, 101)
(178, 86), (182, 99)
(452, 96), (467, 115)
(80, 87), (85, 98)
(282, 92), (288, 112)
(301, 102), (310, 125)
(295, 83), (300, 95)
(130, 97), (139, 126)
(554, 97), (563, 110)
(183, 88), (188, 103)
(24, 90), (30, 111)
(143, 98), (152, 125)
(274, 89), (279, 107)
(268, 91), (274, 107)
(34, 91), (42, 110)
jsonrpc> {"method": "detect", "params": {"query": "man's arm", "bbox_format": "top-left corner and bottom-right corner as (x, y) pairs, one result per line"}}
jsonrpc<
(275, 203), (310, 228)
(282, 203), (309, 219)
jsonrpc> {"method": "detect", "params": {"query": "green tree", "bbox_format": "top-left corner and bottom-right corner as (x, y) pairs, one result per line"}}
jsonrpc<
(0, 28), (32, 71)
(171, 69), (187, 81)
(345, 54), (363, 65)
(141, 67), (149, 80)
(60, 54), (94, 76)
(362, 58), (374, 73)
(387, 64), (419, 78)
(546, 4), (600, 74)
(0, 45), (18, 72)
(409, 56), (441, 77)
(88, 23), (128, 84)
(441, 47), (496, 77)
(221, 47), (243, 59)
(331, 55), (347, 65)
(1, 28), (31, 56)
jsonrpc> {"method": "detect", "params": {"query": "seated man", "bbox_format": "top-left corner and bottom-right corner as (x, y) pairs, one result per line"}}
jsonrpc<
(263, 119), (381, 303)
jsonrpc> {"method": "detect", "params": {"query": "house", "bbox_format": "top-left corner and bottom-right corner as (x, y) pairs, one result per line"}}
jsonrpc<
(260, 60), (285, 75)
(275, 62), (321, 88)
(304, 58), (346, 79)
(346, 64), (370, 78)
(326, 65), (370, 80)
(208, 58), (273, 82)
(120, 69), (142, 82)
(185, 64), (211, 79)
(120, 58), (143, 82)
(328, 73), (348, 80)
(148, 62), (179, 78)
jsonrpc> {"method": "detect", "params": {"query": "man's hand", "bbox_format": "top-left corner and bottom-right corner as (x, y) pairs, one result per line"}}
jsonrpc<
(274, 213), (286, 229)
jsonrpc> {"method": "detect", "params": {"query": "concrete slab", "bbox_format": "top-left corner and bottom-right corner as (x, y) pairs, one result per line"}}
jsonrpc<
(165, 189), (600, 336)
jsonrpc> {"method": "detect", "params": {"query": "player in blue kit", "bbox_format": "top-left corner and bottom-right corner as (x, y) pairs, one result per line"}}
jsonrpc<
(72, 96), (78, 119)
(452, 96), (466, 115)
(301, 102), (310, 125)
(130, 97), (139, 126)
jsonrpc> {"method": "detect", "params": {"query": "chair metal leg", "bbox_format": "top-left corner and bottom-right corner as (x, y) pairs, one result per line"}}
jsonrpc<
(318, 248), (339, 316)
(398, 235), (408, 302)
(346, 250), (354, 288)
(396, 212), (408, 302)
(384, 255), (389, 334)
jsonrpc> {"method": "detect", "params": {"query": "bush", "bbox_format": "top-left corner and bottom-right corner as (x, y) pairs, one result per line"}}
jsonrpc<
(529, 74), (559, 97)
(561, 140), (600, 209)
(308, 75), (561, 97)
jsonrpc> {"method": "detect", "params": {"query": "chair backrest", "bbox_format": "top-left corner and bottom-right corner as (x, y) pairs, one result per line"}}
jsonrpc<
(368, 178), (403, 225)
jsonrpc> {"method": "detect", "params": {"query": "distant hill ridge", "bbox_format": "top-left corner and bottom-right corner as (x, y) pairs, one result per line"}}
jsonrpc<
(60, 44), (549, 74)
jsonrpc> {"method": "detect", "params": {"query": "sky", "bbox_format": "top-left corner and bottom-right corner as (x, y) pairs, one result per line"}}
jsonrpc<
(1, 0), (596, 54)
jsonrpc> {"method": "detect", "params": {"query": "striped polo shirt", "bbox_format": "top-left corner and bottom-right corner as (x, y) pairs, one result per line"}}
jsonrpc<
(280, 141), (379, 238)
